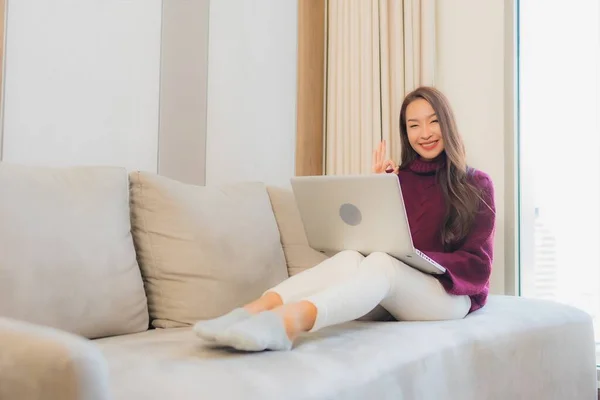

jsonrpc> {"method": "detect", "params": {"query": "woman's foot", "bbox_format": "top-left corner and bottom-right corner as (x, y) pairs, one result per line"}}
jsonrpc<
(273, 301), (318, 342)
(193, 308), (251, 341)
(194, 291), (284, 341)
(213, 301), (318, 351)
(243, 291), (284, 314)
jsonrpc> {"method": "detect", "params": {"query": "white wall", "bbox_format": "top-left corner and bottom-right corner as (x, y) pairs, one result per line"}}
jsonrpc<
(205, 0), (298, 187)
(436, 1), (509, 294)
(1, 0), (162, 172)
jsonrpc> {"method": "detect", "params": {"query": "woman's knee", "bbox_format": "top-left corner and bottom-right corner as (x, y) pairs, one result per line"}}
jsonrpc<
(331, 250), (365, 264)
(360, 252), (399, 278)
(361, 252), (423, 282)
(363, 252), (392, 264)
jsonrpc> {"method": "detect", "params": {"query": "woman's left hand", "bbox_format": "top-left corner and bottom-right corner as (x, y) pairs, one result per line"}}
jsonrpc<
(372, 140), (399, 174)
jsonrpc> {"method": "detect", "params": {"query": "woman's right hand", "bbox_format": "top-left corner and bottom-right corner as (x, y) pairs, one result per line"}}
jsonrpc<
(372, 140), (399, 174)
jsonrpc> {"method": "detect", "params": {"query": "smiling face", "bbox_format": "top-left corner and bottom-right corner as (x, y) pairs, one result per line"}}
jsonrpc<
(405, 98), (445, 161)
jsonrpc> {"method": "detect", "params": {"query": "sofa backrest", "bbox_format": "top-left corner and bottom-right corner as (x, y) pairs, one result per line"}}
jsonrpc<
(0, 163), (149, 339)
(266, 186), (328, 276)
(0, 162), (327, 335)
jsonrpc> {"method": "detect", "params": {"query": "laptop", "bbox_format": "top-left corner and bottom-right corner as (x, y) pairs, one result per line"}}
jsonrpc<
(290, 173), (446, 275)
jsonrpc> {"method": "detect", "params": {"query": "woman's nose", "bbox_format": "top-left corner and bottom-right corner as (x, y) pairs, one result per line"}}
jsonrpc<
(421, 127), (433, 140)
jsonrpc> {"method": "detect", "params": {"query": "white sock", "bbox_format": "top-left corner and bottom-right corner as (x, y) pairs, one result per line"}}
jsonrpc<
(214, 311), (293, 352)
(193, 308), (251, 341)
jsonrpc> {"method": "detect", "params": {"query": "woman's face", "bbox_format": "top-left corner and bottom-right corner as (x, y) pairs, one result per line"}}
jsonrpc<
(405, 98), (444, 160)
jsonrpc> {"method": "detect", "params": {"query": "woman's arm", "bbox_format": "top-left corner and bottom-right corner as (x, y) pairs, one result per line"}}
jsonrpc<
(424, 173), (496, 296)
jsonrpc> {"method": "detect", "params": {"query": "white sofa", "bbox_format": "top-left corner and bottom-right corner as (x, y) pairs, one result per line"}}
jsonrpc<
(0, 163), (597, 400)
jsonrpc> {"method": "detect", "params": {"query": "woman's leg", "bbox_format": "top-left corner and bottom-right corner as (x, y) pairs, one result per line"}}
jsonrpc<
(263, 250), (365, 304)
(194, 250), (364, 340)
(306, 252), (470, 332)
(214, 252), (469, 351)
(243, 250), (364, 313)
(371, 253), (471, 322)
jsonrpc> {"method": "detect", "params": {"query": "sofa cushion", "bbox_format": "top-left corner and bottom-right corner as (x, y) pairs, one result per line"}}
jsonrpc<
(129, 172), (288, 328)
(266, 186), (328, 276)
(0, 163), (149, 339)
(94, 296), (597, 400)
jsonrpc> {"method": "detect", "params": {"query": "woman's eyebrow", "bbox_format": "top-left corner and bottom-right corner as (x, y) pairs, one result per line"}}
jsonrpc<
(407, 113), (436, 123)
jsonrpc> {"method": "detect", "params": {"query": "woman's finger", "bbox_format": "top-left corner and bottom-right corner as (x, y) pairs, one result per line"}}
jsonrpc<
(383, 159), (396, 172)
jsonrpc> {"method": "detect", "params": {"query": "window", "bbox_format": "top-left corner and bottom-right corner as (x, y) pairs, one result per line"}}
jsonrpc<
(518, 1), (600, 361)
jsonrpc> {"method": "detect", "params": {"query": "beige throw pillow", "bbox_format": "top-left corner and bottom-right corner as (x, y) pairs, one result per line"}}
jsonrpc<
(266, 186), (328, 276)
(129, 172), (289, 328)
(0, 163), (149, 339)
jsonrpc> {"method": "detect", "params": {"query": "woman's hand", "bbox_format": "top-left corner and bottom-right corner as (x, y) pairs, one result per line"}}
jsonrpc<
(372, 140), (399, 174)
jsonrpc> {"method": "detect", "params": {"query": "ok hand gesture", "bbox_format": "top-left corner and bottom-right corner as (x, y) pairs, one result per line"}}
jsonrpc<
(372, 140), (399, 174)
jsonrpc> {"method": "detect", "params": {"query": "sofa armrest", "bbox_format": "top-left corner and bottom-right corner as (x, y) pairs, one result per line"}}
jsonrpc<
(0, 317), (110, 400)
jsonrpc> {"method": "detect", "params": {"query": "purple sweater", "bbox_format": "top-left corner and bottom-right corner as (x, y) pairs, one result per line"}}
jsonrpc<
(397, 155), (496, 313)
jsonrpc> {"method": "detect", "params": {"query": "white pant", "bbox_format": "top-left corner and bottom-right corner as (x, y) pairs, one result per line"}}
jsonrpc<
(267, 250), (471, 332)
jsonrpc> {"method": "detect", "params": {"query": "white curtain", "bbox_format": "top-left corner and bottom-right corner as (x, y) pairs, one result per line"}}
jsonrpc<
(324, 0), (436, 175)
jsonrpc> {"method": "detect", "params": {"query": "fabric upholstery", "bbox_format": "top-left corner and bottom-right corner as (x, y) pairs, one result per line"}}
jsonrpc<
(129, 172), (288, 328)
(0, 317), (110, 400)
(95, 296), (597, 400)
(266, 186), (328, 276)
(0, 163), (149, 339)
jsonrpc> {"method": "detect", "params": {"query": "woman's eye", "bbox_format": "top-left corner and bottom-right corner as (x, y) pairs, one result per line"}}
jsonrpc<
(431, 119), (439, 124)
(410, 125), (418, 128)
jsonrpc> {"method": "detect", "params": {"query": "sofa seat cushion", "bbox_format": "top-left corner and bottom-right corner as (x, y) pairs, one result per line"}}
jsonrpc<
(94, 296), (596, 400)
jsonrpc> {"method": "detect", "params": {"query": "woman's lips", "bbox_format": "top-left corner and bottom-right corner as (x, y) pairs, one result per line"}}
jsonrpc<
(420, 140), (439, 151)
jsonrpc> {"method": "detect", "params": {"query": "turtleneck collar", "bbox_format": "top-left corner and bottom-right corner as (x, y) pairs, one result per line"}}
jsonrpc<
(407, 152), (446, 175)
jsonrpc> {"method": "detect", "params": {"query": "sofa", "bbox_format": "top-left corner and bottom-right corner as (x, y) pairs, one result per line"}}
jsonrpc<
(0, 162), (597, 400)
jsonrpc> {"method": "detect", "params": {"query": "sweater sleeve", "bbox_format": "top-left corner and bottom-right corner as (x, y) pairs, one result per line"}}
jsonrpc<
(423, 173), (496, 296)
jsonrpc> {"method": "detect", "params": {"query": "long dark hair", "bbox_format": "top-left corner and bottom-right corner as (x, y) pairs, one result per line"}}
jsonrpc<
(399, 86), (481, 250)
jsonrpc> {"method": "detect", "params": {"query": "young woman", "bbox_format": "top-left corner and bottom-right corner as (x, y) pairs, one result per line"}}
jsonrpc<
(194, 86), (496, 352)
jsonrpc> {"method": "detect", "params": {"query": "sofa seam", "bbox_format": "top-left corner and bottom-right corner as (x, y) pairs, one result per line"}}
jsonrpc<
(134, 172), (166, 326)
(265, 186), (292, 278)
